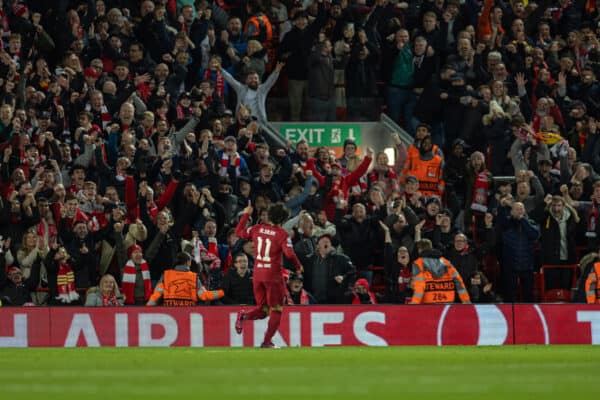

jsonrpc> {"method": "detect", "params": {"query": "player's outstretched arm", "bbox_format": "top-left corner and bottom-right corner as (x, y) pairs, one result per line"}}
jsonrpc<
(234, 201), (254, 239)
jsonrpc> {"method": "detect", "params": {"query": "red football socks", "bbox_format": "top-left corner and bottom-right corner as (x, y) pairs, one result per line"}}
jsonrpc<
(263, 310), (282, 344)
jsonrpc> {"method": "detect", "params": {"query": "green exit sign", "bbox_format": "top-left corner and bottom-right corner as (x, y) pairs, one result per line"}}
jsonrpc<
(280, 124), (362, 147)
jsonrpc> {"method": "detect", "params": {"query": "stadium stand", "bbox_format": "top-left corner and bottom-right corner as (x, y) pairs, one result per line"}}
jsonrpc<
(0, 0), (600, 309)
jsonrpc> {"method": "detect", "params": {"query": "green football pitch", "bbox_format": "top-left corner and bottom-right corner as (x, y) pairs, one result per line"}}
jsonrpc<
(1, 346), (598, 399)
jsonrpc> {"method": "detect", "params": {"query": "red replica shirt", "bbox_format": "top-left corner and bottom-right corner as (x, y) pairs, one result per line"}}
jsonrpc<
(235, 213), (302, 282)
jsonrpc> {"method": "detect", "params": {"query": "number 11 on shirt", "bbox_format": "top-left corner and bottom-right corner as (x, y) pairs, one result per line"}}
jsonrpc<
(256, 236), (272, 265)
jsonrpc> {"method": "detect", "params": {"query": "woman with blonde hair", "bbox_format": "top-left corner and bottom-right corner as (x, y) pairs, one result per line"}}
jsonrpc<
(85, 274), (124, 306)
(368, 151), (400, 199)
(16, 230), (47, 281)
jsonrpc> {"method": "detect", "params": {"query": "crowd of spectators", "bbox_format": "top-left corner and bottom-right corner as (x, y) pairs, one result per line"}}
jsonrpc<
(0, 0), (599, 307)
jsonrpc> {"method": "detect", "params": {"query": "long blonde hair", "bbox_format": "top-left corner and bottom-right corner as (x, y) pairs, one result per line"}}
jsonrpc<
(346, 155), (361, 172)
(99, 274), (121, 297)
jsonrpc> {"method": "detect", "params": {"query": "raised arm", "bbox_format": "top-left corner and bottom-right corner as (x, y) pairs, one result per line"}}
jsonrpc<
(347, 150), (373, 186)
(234, 202), (253, 240)
(219, 66), (245, 94)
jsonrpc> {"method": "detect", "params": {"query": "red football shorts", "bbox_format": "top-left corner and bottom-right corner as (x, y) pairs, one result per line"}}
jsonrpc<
(253, 280), (285, 308)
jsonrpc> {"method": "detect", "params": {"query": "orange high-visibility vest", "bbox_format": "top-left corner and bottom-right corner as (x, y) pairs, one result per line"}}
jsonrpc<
(403, 154), (445, 198)
(405, 144), (440, 172)
(147, 269), (224, 306)
(163, 269), (199, 306)
(585, 262), (600, 304)
(410, 257), (470, 304)
(244, 14), (273, 45)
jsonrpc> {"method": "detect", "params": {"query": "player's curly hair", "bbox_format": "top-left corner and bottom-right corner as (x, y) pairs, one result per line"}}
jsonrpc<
(268, 203), (290, 226)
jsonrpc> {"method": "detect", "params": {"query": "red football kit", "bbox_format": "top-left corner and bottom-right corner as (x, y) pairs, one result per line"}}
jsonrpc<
(235, 213), (302, 306)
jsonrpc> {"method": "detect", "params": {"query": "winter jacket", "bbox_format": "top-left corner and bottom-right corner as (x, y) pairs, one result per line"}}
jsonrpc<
(334, 207), (385, 270)
(307, 48), (335, 101)
(383, 242), (413, 303)
(279, 3), (326, 80)
(540, 207), (578, 265)
(0, 253), (40, 306)
(383, 43), (413, 88)
(303, 250), (356, 304)
(497, 206), (540, 271)
(220, 269), (254, 305)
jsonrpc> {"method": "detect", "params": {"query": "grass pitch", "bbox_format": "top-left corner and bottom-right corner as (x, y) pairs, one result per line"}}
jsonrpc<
(1, 346), (598, 399)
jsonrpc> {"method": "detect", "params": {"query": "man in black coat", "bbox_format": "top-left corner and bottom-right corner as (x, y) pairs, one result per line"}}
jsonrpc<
(220, 253), (254, 305)
(66, 220), (97, 290)
(0, 253), (40, 306)
(279, 3), (327, 121)
(334, 200), (385, 276)
(303, 234), (356, 304)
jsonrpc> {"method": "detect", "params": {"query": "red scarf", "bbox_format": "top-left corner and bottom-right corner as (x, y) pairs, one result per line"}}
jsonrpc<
(176, 105), (192, 120)
(349, 176), (367, 199)
(85, 103), (111, 130)
(203, 69), (225, 100)
(286, 288), (310, 305)
(102, 293), (120, 306)
(470, 170), (489, 213)
(137, 83), (151, 102)
(65, 208), (89, 229)
(36, 220), (58, 247)
(56, 262), (79, 303)
(191, 238), (222, 270)
(587, 201), (599, 238)
(398, 266), (411, 293)
(220, 152), (241, 177)
(148, 201), (159, 218)
(121, 259), (152, 305)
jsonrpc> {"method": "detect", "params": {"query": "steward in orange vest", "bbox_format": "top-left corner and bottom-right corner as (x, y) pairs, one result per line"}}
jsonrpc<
(410, 239), (470, 304)
(147, 252), (224, 306)
(585, 262), (600, 304)
(403, 124), (444, 178)
(244, 13), (273, 45)
(244, 0), (273, 46)
(403, 136), (445, 198)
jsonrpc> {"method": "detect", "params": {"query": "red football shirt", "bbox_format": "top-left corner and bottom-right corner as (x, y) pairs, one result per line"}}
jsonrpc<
(235, 213), (302, 282)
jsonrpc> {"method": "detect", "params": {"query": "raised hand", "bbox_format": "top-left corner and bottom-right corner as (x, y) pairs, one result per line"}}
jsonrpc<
(515, 72), (527, 88)
(378, 220), (390, 232)
(243, 200), (253, 215)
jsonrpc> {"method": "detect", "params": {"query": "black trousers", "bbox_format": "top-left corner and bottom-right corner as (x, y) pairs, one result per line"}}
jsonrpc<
(502, 269), (534, 303)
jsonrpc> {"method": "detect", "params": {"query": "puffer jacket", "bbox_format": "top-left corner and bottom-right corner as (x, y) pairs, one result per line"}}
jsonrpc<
(498, 206), (540, 271)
